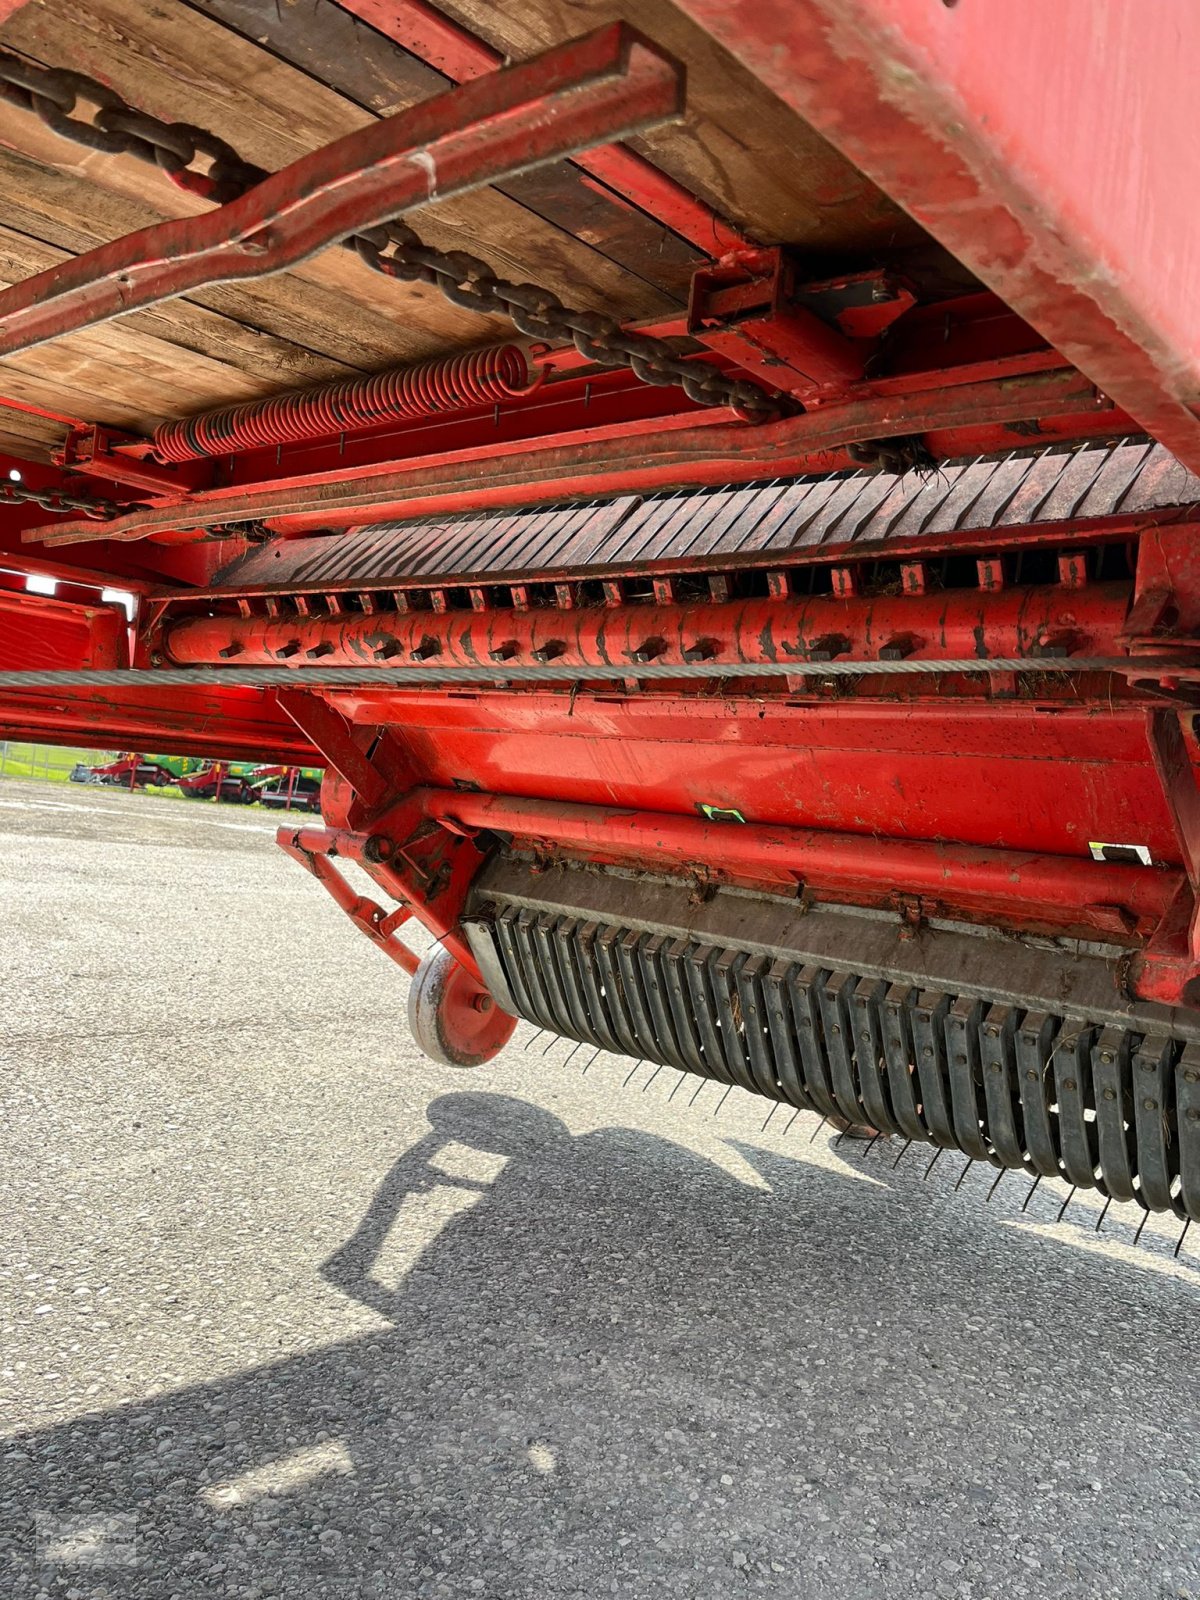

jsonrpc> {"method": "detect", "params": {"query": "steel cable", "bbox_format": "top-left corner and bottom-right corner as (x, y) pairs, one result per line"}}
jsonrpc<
(0, 657), (1175, 689)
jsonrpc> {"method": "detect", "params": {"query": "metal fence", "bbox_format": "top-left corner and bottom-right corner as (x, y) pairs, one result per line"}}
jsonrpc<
(0, 743), (117, 781)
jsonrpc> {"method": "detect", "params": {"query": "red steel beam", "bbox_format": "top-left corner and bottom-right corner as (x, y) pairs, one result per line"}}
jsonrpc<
(335, 0), (751, 255)
(25, 368), (1102, 546)
(415, 787), (1178, 942)
(0, 23), (683, 357)
(668, 0), (1200, 473)
(0, 686), (317, 762)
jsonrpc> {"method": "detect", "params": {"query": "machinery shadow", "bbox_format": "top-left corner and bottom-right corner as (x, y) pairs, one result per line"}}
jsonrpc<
(3, 1090), (1199, 1598)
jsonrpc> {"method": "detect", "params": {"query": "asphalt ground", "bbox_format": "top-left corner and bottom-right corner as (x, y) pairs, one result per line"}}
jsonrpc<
(1, 773), (1198, 1600)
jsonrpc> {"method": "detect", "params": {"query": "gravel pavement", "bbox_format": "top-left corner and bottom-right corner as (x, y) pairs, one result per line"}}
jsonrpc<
(1, 774), (1198, 1599)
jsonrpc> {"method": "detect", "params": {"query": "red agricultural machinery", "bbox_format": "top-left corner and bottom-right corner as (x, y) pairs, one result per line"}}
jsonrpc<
(2, 0), (1200, 1227)
(80, 751), (317, 802)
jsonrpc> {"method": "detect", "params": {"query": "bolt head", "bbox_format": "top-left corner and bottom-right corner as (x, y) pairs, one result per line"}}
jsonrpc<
(1102, 1088), (1116, 1101)
(1144, 1098), (1158, 1111)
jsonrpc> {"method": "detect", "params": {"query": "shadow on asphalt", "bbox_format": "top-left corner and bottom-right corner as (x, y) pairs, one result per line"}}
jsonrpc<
(3, 1091), (1197, 1596)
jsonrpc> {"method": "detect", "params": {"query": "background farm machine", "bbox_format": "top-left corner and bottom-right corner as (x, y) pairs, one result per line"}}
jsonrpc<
(83, 752), (321, 804)
(1, 0), (1200, 1227)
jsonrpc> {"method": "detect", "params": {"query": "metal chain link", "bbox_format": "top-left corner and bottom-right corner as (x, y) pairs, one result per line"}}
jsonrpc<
(0, 50), (264, 202)
(351, 223), (779, 418)
(0, 50), (783, 421)
(0, 479), (133, 519)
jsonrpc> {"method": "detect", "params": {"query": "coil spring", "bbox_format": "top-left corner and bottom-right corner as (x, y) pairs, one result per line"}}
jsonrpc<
(152, 345), (533, 462)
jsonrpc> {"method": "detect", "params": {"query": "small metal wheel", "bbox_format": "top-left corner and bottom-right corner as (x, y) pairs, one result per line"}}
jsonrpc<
(407, 946), (516, 1068)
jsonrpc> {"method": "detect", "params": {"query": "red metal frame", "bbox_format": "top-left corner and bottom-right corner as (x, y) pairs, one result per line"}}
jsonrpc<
(668, 0), (1200, 475)
(14, 292), (1078, 550)
(264, 727), (1197, 1003)
(688, 251), (877, 399)
(414, 787), (1176, 943)
(0, 24), (684, 357)
(2, 0), (1200, 1031)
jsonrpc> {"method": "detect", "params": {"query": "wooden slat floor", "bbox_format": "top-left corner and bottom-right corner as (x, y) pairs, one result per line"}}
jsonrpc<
(0, 0), (938, 461)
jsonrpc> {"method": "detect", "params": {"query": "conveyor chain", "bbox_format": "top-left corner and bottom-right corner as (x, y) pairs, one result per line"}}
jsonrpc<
(470, 906), (1200, 1220)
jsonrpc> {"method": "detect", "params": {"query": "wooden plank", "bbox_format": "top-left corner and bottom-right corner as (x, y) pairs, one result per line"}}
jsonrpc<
(188, 0), (703, 300)
(0, 411), (66, 461)
(0, 148), (363, 386)
(0, 227), (321, 428)
(428, 0), (922, 248)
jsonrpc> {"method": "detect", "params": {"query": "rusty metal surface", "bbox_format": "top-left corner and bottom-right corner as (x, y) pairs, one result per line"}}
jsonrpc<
(207, 438), (1200, 596)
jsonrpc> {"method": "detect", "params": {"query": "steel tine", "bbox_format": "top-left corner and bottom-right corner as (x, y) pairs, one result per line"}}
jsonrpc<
(562, 1042), (585, 1069)
(1021, 1175), (1042, 1213)
(891, 1138), (913, 1169)
(641, 1064), (664, 1093)
(954, 1159), (974, 1191)
(622, 1059), (646, 1088)
(986, 1168), (1006, 1203)
(580, 1048), (601, 1075)
(861, 1132), (882, 1160)
(523, 1029), (549, 1053)
(1094, 1196), (1112, 1234)
(761, 1102), (780, 1133)
(1133, 1208), (1151, 1247)
(1174, 1218), (1192, 1258)
(712, 1085), (734, 1117)
(539, 1032), (561, 1056)
(808, 1115), (829, 1145)
(923, 1147), (945, 1180)
(1055, 1186), (1077, 1223)
(832, 1128), (848, 1148)
(688, 1079), (708, 1108)
(784, 1109), (803, 1136)
(667, 1072), (687, 1102)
